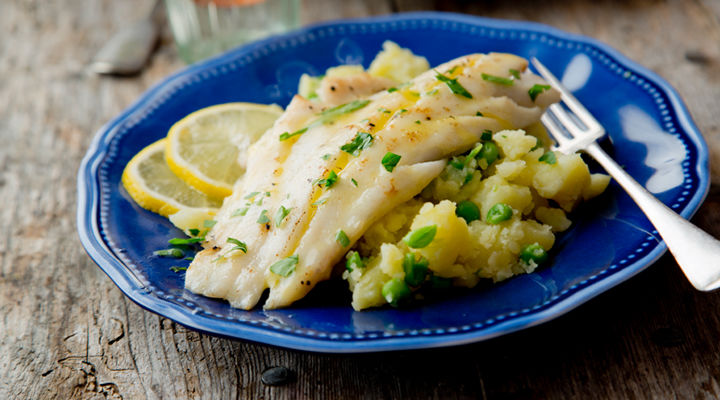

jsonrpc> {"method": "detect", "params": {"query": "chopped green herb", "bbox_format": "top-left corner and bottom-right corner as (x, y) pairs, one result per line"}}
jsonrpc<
(520, 243), (548, 265)
(455, 200), (480, 223)
(476, 111), (484, 117)
(244, 191), (260, 199)
(321, 153), (332, 160)
(404, 225), (438, 249)
(312, 197), (328, 206)
(481, 73), (514, 86)
(381, 152), (402, 172)
(407, 91), (420, 97)
(307, 92), (318, 100)
(425, 89), (439, 96)
(231, 207), (249, 217)
(509, 68), (521, 79)
(414, 120), (421, 125)
(255, 196), (264, 206)
(486, 203), (513, 224)
(184, 257), (194, 261)
(466, 144), (483, 164)
(257, 209), (270, 224)
(154, 248), (185, 258)
(203, 219), (217, 228)
(279, 127), (308, 141)
(429, 274), (452, 289)
(529, 84), (552, 101)
(436, 71), (473, 98)
(274, 205), (292, 227)
(351, 178), (358, 187)
(403, 253), (429, 287)
(463, 172), (474, 185)
(188, 228), (200, 236)
(315, 170), (339, 188)
(319, 99), (371, 121)
(170, 266), (188, 273)
(388, 87), (398, 93)
(378, 107), (391, 114)
(399, 108), (408, 113)
(531, 138), (543, 151)
(168, 237), (204, 245)
(345, 251), (364, 272)
(270, 255), (298, 277)
(264, 192), (271, 197)
(340, 131), (374, 156)
(227, 237), (247, 253)
(539, 151), (557, 164)
(481, 130), (493, 141)
(447, 66), (459, 74)
(335, 230), (350, 247)
(382, 278), (411, 307)
(449, 157), (465, 170)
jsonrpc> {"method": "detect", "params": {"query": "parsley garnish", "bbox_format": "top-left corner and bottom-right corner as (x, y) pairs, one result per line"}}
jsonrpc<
(154, 248), (184, 258)
(203, 219), (217, 228)
(435, 71), (473, 98)
(345, 251), (364, 272)
(311, 197), (328, 206)
(315, 170), (338, 188)
(278, 100), (370, 141)
(381, 152), (401, 172)
(399, 108), (408, 113)
(336, 230), (350, 247)
(476, 111), (484, 117)
(466, 144), (483, 164)
(481, 130), (493, 141)
(227, 237), (247, 253)
(321, 153), (331, 160)
(188, 228), (200, 236)
(539, 151), (557, 164)
(244, 191), (260, 199)
(529, 84), (552, 101)
(257, 209), (270, 224)
(168, 237), (204, 245)
(388, 87), (398, 93)
(509, 68), (521, 79)
(270, 255), (298, 277)
(378, 107), (391, 114)
(414, 120), (421, 125)
(425, 89), (438, 96)
(231, 207), (249, 217)
(274, 205), (292, 227)
(351, 178), (358, 187)
(170, 266), (188, 273)
(340, 132), (373, 156)
(279, 127), (308, 141)
(481, 73), (514, 86)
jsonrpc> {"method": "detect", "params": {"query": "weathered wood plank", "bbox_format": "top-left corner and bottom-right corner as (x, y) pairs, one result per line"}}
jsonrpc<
(1, 0), (719, 399)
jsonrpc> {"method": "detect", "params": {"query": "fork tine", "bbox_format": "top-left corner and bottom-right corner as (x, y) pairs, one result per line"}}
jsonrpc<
(530, 58), (602, 131)
(540, 113), (571, 147)
(548, 103), (583, 133)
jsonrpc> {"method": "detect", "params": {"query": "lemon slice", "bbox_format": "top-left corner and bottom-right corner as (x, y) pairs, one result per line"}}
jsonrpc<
(165, 102), (283, 198)
(122, 139), (222, 222)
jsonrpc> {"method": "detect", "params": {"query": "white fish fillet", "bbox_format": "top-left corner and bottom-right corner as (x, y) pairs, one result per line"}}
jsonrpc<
(185, 53), (560, 309)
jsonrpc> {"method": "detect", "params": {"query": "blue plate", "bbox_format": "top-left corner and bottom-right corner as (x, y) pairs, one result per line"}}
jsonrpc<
(77, 12), (709, 352)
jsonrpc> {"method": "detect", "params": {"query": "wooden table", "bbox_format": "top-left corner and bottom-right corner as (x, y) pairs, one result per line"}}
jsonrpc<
(2, 0), (720, 398)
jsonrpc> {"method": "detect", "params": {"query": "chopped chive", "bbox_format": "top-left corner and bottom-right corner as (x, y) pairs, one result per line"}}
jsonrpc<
(481, 73), (514, 86)
(414, 120), (421, 125)
(447, 66), (459, 74)
(279, 126), (308, 141)
(244, 191), (260, 199)
(404, 225), (438, 249)
(255, 196), (264, 206)
(481, 129), (493, 141)
(203, 219), (217, 228)
(388, 87), (398, 93)
(184, 257), (194, 261)
(227, 237), (247, 253)
(345, 251), (364, 272)
(531, 138), (543, 151)
(274, 205), (292, 227)
(539, 151), (557, 164)
(351, 178), (358, 187)
(403, 253), (429, 287)
(449, 157), (465, 170)
(381, 152), (402, 172)
(232, 207), (249, 217)
(476, 111), (484, 117)
(335, 230), (350, 247)
(486, 203), (513, 224)
(168, 237), (204, 245)
(257, 209), (270, 224)
(154, 248), (185, 258)
(509, 68), (521, 79)
(321, 153), (331, 160)
(312, 197), (328, 206)
(529, 84), (552, 101)
(340, 131), (374, 156)
(425, 89), (438, 96)
(435, 71), (473, 98)
(318, 99), (370, 122)
(270, 255), (298, 277)
(466, 144), (483, 163)
(170, 266), (188, 273)
(378, 107), (391, 114)
(264, 192), (271, 197)
(382, 278), (411, 307)
(188, 228), (200, 236)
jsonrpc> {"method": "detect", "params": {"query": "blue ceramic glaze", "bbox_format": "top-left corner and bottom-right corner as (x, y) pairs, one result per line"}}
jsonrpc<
(77, 12), (709, 353)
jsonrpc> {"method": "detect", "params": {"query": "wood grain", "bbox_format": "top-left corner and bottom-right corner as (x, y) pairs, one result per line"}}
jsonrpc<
(1, 0), (719, 398)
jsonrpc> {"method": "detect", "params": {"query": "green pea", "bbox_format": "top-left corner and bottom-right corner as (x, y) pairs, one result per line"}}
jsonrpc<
(480, 141), (499, 165)
(455, 200), (480, 223)
(486, 203), (513, 224)
(382, 278), (411, 307)
(520, 243), (548, 264)
(403, 253), (429, 287)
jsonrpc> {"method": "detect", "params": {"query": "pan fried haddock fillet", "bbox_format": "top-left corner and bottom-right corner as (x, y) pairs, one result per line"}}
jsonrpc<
(185, 53), (560, 309)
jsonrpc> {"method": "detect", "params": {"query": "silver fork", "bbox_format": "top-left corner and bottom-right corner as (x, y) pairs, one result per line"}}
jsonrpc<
(531, 58), (720, 291)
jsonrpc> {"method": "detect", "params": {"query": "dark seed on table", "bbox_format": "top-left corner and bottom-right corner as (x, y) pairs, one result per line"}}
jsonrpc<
(261, 366), (295, 386)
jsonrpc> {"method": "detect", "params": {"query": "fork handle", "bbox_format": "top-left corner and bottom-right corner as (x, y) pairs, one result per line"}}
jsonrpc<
(585, 142), (720, 291)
